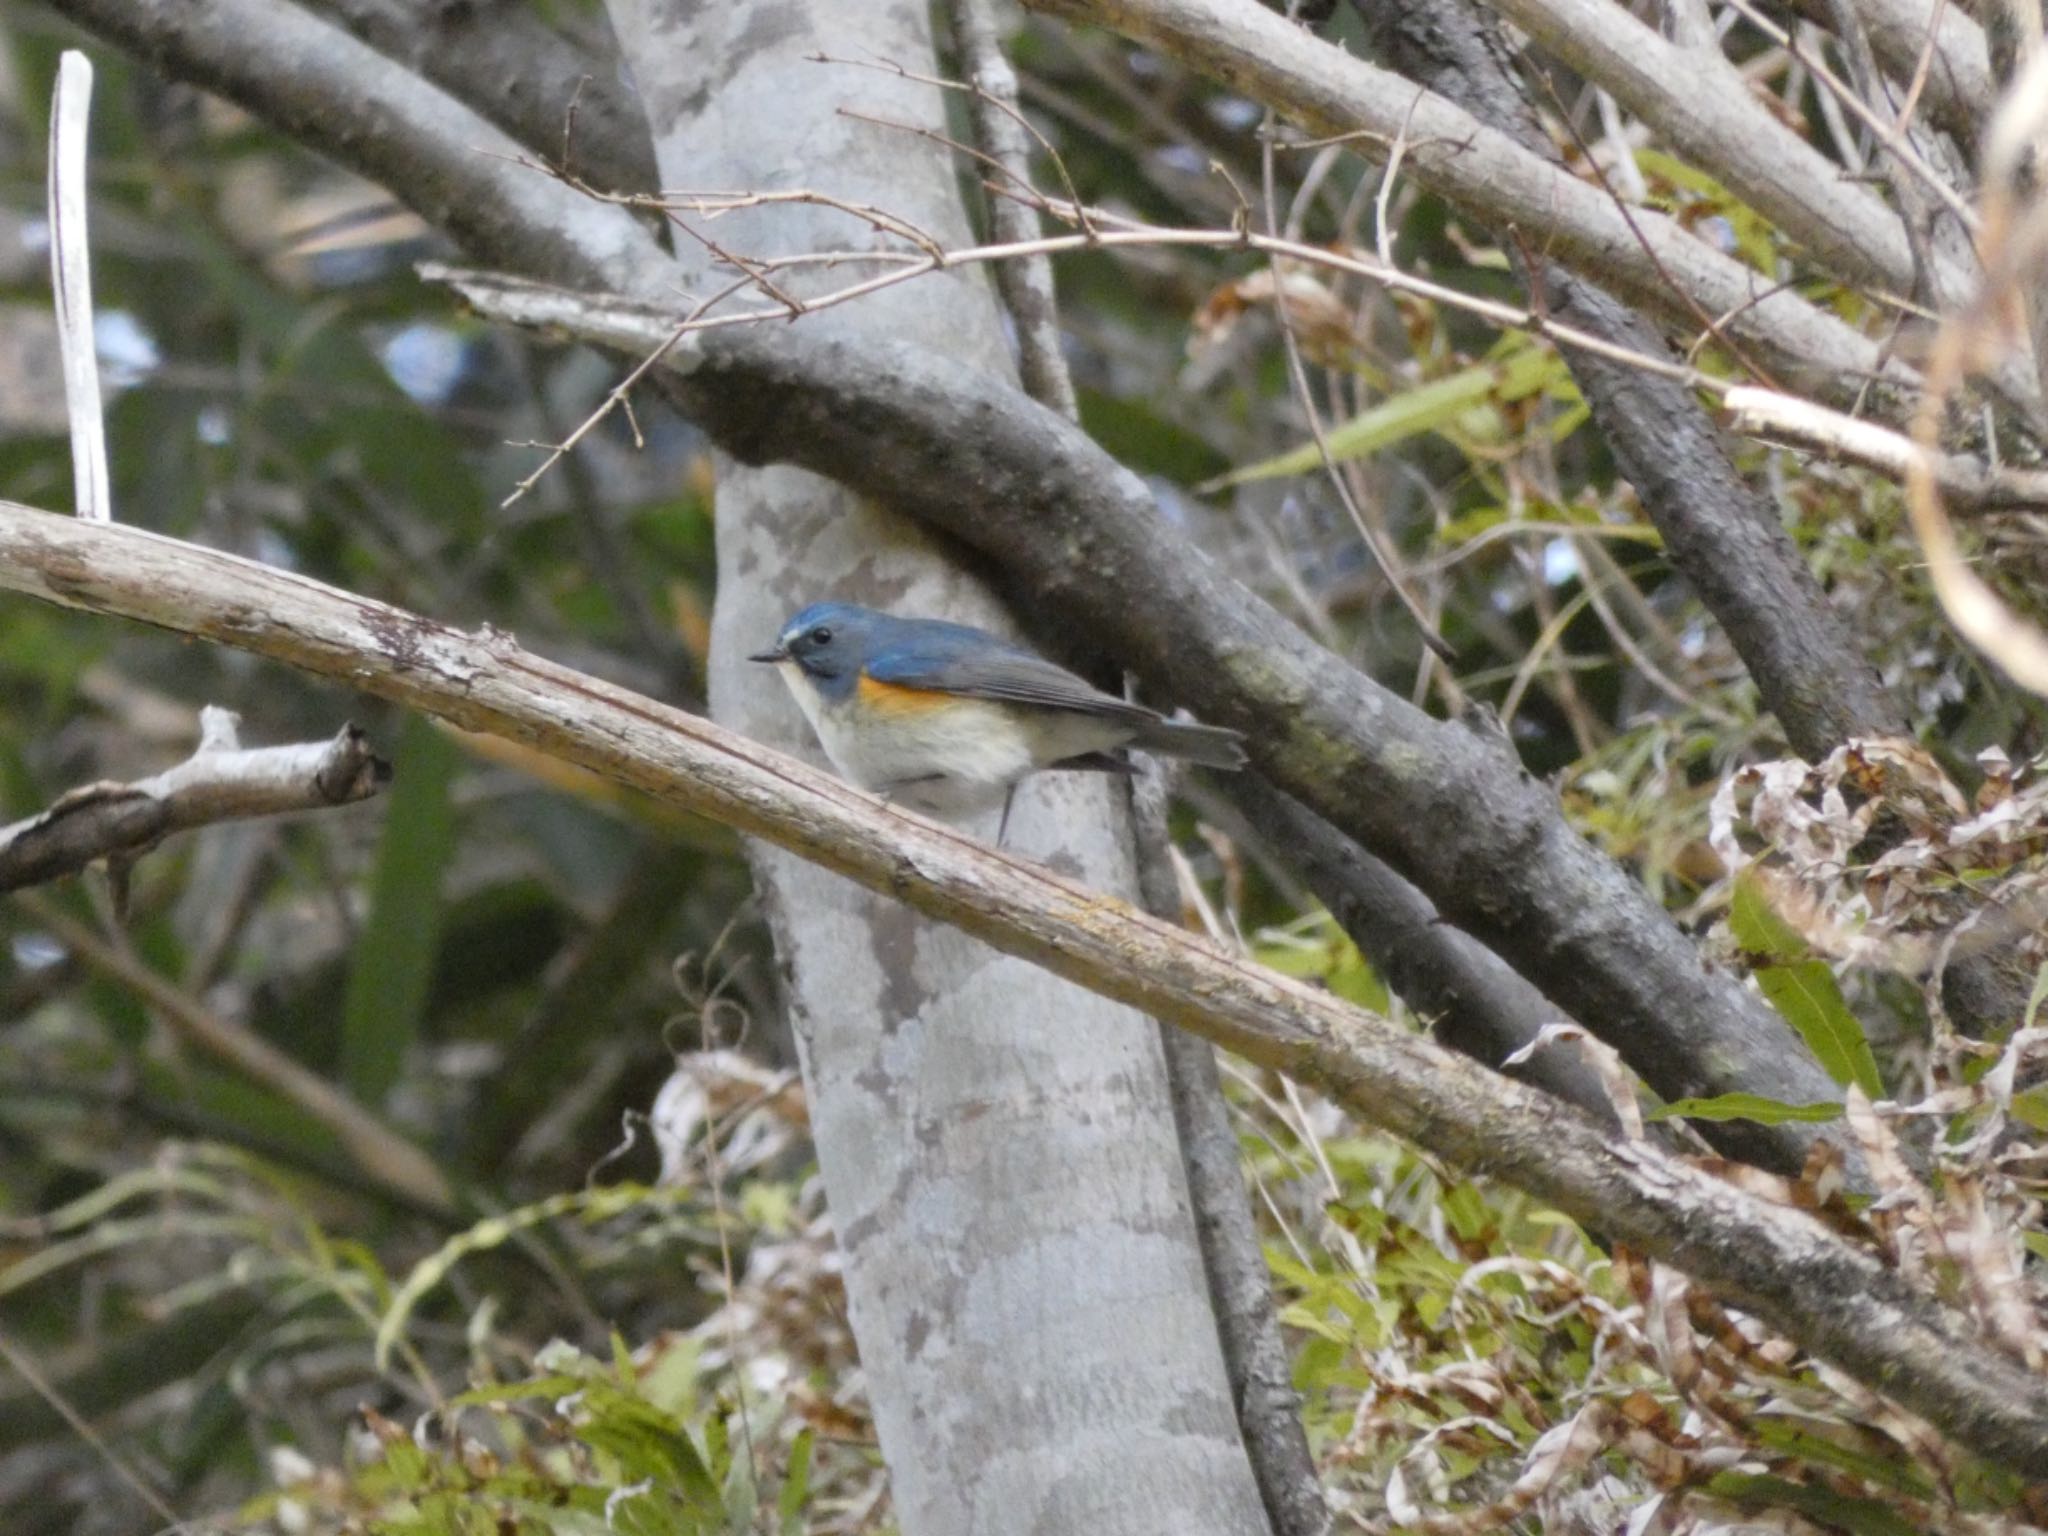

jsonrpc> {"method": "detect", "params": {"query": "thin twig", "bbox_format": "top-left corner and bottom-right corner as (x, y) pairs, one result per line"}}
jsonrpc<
(0, 1330), (185, 1529)
(1722, 0), (1978, 235)
(1727, 384), (2048, 511)
(13, 891), (456, 1215)
(943, 0), (1081, 418)
(1258, 84), (1455, 661)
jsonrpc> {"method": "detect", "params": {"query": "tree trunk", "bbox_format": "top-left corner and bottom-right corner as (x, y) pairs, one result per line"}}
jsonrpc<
(601, 4), (1272, 1531)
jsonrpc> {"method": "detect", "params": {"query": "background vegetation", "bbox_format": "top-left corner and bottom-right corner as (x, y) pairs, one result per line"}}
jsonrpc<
(1, 1), (2045, 1532)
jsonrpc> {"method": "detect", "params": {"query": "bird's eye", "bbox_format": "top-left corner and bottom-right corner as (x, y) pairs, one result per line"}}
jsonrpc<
(808, 626), (833, 646)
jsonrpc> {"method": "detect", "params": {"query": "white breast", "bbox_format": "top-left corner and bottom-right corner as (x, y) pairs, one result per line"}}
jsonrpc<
(773, 662), (1039, 813)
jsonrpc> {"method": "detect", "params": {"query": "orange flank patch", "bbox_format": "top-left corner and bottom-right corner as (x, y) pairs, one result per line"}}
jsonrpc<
(856, 673), (958, 714)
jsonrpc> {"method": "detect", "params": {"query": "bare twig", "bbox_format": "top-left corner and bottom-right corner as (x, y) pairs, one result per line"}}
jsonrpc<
(1018, 0), (1935, 414)
(0, 1330), (182, 1529)
(1486, 0), (1976, 278)
(2, 504), (2047, 1473)
(0, 706), (390, 894)
(1725, 0), (1978, 238)
(944, 0), (1081, 418)
(1258, 103), (1457, 663)
(46, 51), (110, 524)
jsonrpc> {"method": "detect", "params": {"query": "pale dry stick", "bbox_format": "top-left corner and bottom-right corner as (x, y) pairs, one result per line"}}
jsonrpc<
(811, 47), (1099, 240)
(498, 257), (791, 507)
(1514, 556), (1603, 759)
(1809, 19), (1874, 176)
(1258, 90), (1457, 663)
(444, 219), (1734, 512)
(46, 50), (110, 524)
(1374, 92), (1421, 268)
(453, 200), (2024, 515)
(1410, 519), (1662, 578)
(1889, 0), (1950, 142)
(1593, 89), (1650, 204)
(1497, 578), (1605, 736)
(928, 4), (1079, 416)
(1725, 384), (2048, 510)
(1835, 3), (1976, 359)
(1569, 535), (1720, 720)
(0, 706), (390, 894)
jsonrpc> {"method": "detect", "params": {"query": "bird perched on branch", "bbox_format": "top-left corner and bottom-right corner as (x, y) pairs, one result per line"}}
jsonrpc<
(751, 602), (1244, 835)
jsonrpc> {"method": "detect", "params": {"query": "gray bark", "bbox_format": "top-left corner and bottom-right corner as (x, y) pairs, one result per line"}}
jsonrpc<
(305, 0), (659, 196)
(600, 4), (1269, 1532)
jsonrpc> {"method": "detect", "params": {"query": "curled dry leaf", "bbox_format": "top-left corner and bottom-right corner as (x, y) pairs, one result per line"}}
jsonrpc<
(1188, 264), (1369, 373)
(1710, 738), (2048, 985)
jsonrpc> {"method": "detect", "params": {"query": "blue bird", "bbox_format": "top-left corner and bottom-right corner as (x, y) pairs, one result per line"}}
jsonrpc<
(750, 602), (1245, 829)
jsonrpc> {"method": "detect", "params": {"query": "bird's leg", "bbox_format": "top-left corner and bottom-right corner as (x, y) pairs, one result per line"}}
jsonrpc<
(996, 783), (1018, 848)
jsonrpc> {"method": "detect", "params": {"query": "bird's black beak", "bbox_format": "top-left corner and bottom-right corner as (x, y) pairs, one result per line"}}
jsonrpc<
(749, 645), (789, 664)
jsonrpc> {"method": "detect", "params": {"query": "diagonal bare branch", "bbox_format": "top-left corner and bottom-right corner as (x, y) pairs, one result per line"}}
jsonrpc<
(1, 501), (2045, 1475)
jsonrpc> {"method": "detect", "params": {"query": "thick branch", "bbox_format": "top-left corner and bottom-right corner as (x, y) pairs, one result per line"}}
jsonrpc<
(1474, 0), (1970, 306)
(0, 503), (2043, 1474)
(0, 707), (389, 892)
(42, 0), (664, 299)
(442, 273), (1852, 1177)
(1022, 0), (1915, 413)
(1787, 0), (1995, 146)
(1226, 783), (1620, 1130)
(303, 0), (659, 196)
(946, 0), (1080, 420)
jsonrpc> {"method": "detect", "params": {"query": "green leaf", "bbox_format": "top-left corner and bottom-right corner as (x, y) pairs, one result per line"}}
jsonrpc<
(1649, 1094), (1844, 1125)
(341, 715), (459, 1106)
(1729, 875), (1881, 1096)
(1705, 1473), (1922, 1536)
(1749, 1419), (1935, 1496)
(1755, 962), (1881, 1097)
(375, 1183), (678, 1369)
(1205, 341), (1569, 487)
(576, 1385), (721, 1507)
(1727, 872), (1807, 962)
(778, 1430), (814, 1536)
(447, 1375), (591, 1408)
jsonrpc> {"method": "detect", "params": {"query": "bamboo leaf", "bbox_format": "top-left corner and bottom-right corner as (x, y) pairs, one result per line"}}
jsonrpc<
(341, 715), (459, 1106)
(1729, 875), (1882, 1096)
(1203, 343), (1569, 488)
(1649, 1094), (1844, 1125)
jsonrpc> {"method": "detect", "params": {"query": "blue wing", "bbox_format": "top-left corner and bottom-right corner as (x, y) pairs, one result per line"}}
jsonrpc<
(864, 627), (1155, 722)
